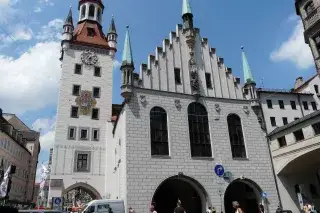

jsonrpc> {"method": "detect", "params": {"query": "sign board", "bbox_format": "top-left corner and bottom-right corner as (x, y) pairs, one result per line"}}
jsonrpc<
(214, 164), (225, 177)
(52, 197), (63, 211)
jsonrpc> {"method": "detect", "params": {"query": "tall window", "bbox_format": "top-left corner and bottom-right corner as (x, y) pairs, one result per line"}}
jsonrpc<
(311, 102), (317, 110)
(150, 107), (169, 156)
(81, 5), (86, 19)
(293, 129), (304, 142)
(97, 8), (102, 22)
(305, 1), (315, 15)
(205, 73), (212, 88)
(188, 103), (212, 157)
(77, 154), (88, 172)
(278, 100), (285, 109)
(89, 5), (95, 17)
(174, 68), (181, 84)
(291, 101), (297, 110)
(314, 85), (319, 94)
(227, 114), (246, 158)
(266, 100), (273, 109)
(303, 101), (309, 110)
(312, 122), (320, 135)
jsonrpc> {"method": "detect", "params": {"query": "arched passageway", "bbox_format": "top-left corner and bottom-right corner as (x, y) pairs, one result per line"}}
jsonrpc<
(152, 175), (209, 213)
(224, 179), (262, 213)
(62, 182), (101, 208)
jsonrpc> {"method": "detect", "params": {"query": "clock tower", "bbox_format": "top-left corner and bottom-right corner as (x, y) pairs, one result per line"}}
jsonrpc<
(48, 0), (117, 205)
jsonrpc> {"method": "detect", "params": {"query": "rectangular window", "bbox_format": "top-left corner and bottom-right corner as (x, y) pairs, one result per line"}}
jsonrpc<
(306, 2), (315, 15)
(87, 27), (95, 37)
(76, 154), (88, 172)
(312, 123), (320, 135)
(74, 64), (82, 74)
(282, 117), (288, 125)
(278, 100), (285, 109)
(92, 128), (99, 141)
(70, 106), (79, 118)
(79, 128), (89, 140)
(72, 85), (81, 96)
(94, 67), (101, 77)
(93, 87), (100, 98)
(279, 137), (290, 149)
(314, 85), (319, 94)
(68, 127), (76, 140)
(303, 101), (309, 110)
(92, 108), (100, 120)
(311, 102), (317, 110)
(291, 101), (297, 110)
(293, 129), (304, 142)
(267, 100), (273, 109)
(270, 117), (276, 127)
(174, 68), (181, 84)
(205, 73), (212, 88)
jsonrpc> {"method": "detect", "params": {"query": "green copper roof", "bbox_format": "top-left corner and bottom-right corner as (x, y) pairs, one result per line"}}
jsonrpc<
(241, 46), (255, 84)
(122, 26), (133, 66)
(182, 0), (192, 16)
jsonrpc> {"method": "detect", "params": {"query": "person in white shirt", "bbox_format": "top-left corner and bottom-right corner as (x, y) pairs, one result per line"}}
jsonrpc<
(206, 207), (212, 213)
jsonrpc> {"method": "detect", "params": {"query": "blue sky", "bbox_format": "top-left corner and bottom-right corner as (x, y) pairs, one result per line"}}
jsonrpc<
(0, 0), (316, 181)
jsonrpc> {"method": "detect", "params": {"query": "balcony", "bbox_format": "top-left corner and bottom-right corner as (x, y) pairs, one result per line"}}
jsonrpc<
(304, 7), (320, 29)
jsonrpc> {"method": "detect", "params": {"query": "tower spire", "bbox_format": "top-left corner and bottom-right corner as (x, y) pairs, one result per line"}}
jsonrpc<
(241, 46), (255, 85)
(122, 26), (133, 66)
(182, 0), (192, 16)
(108, 15), (117, 34)
(64, 6), (74, 26)
(181, 0), (194, 30)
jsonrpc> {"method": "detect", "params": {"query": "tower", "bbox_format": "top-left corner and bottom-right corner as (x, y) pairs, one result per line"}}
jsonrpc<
(48, 0), (117, 205)
(107, 16), (117, 57)
(295, 0), (320, 73)
(242, 46), (257, 100)
(120, 26), (134, 103)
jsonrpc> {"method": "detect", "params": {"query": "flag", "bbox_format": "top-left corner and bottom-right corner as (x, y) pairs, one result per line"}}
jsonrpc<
(0, 166), (11, 198)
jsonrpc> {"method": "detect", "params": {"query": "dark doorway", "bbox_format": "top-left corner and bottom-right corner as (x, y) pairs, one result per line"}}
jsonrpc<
(224, 181), (259, 213)
(153, 178), (202, 213)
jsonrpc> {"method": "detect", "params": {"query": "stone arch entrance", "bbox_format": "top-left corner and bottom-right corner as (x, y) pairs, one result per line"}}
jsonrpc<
(224, 178), (262, 213)
(152, 175), (210, 213)
(62, 182), (102, 208)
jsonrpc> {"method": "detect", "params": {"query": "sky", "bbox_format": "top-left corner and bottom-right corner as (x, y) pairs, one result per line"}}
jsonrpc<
(0, 0), (316, 182)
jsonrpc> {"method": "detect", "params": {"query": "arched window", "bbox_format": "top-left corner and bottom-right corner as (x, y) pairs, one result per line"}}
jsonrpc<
(150, 107), (169, 156)
(97, 8), (101, 22)
(188, 102), (211, 157)
(89, 4), (95, 17)
(227, 114), (246, 158)
(305, 1), (315, 16)
(81, 5), (86, 18)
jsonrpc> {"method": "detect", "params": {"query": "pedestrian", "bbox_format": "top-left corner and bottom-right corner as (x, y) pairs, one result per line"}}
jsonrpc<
(150, 202), (157, 213)
(174, 199), (186, 213)
(206, 206), (212, 213)
(259, 204), (265, 213)
(232, 201), (244, 213)
(129, 207), (136, 213)
(212, 206), (216, 213)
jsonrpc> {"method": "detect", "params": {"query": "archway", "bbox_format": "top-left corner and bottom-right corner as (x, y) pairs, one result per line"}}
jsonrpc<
(152, 175), (209, 213)
(62, 182), (101, 208)
(224, 179), (262, 213)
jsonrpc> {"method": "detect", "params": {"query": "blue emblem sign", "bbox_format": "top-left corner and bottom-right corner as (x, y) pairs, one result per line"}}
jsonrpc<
(214, 164), (225, 177)
(261, 192), (268, 198)
(53, 197), (62, 205)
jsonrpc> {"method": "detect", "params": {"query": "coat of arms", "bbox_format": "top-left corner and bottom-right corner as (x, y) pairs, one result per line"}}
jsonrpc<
(75, 90), (97, 115)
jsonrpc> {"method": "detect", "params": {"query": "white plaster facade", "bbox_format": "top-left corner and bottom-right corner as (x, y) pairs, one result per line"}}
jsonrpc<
(294, 74), (320, 105)
(268, 111), (320, 212)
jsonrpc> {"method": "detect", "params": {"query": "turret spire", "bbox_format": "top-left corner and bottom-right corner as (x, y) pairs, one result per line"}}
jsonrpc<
(64, 7), (74, 27)
(181, 0), (194, 30)
(108, 15), (117, 34)
(122, 26), (133, 66)
(182, 0), (192, 16)
(241, 46), (255, 85)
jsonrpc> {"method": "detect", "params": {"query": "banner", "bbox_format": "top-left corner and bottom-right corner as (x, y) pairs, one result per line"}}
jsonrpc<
(0, 166), (11, 198)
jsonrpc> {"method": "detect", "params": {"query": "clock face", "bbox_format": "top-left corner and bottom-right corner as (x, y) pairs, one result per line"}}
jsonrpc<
(81, 50), (98, 66)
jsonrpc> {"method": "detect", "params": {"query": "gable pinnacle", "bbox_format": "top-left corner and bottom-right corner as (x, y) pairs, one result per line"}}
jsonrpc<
(122, 25), (134, 66)
(108, 15), (117, 34)
(241, 46), (255, 85)
(182, 0), (192, 16)
(64, 7), (74, 26)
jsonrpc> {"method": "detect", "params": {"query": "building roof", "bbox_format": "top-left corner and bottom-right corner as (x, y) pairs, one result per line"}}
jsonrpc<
(293, 74), (318, 92)
(121, 26), (134, 66)
(182, 0), (192, 16)
(78, 0), (104, 10)
(72, 21), (110, 48)
(108, 16), (117, 34)
(257, 88), (314, 96)
(268, 110), (320, 137)
(64, 7), (74, 27)
(241, 46), (255, 85)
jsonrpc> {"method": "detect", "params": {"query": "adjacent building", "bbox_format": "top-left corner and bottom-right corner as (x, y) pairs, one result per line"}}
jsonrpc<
(295, 0), (320, 73)
(0, 109), (40, 203)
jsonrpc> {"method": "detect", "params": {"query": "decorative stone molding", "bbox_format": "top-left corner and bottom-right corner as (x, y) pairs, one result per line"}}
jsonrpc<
(243, 106), (250, 115)
(175, 99), (181, 110)
(140, 95), (147, 106)
(215, 104), (221, 113)
(81, 50), (99, 66)
(75, 90), (97, 116)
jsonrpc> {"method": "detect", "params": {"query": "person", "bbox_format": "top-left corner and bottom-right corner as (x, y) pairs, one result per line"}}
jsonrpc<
(207, 207), (212, 213)
(259, 204), (265, 213)
(174, 199), (186, 213)
(129, 207), (136, 213)
(212, 206), (216, 213)
(150, 203), (157, 213)
(232, 201), (244, 213)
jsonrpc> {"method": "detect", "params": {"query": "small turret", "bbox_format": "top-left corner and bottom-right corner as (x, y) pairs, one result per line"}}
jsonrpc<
(241, 46), (257, 101)
(107, 16), (117, 57)
(120, 26), (134, 103)
(62, 7), (74, 50)
(182, 0), (193, 30)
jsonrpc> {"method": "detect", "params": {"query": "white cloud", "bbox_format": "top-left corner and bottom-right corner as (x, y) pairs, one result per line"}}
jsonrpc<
(0, 0), (17, 24)
(270, 20), (314, 69)
(35, 161), (49, 183)
(113, 60), (121, 70)
(34, 7), (42, 13)
(32, 116), (56, 151)
(39, 0), (54, 6)
(36, 18), (63, 41)
(0, 41), (61, 114)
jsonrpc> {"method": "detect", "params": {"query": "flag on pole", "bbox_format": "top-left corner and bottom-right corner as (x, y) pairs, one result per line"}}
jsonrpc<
(0, 166), (11, 198)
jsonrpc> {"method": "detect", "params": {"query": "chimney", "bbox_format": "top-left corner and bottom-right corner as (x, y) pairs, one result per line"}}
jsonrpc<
(294, 77), (304, 89)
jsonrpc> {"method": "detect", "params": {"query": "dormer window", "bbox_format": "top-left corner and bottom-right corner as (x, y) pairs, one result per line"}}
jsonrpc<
(81, 5), (86, 19)
(89, 5), (95, 17)
(305, 1), (315, 16)
(87, 27), (95, 37)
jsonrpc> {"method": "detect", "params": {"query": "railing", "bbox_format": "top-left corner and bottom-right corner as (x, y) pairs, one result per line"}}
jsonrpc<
(304, 6), (320, 29)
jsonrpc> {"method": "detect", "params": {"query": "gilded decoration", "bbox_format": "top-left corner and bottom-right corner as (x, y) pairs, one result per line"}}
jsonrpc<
(75, 90), (97, 115)
(81, 50), (99, 66)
